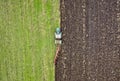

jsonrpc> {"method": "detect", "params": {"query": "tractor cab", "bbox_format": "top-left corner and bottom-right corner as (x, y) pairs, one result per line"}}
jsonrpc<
(55, 28), (62, 45)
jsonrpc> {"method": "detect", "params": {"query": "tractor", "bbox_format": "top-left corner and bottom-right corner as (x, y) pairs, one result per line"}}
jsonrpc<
(54, 27), (62, 64)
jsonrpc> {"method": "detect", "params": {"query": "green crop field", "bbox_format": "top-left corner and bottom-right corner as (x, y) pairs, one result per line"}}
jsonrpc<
(0, 0), (59, 81)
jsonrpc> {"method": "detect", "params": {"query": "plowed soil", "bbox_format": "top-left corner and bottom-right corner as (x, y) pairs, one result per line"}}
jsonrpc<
(55, 0), (120, 81)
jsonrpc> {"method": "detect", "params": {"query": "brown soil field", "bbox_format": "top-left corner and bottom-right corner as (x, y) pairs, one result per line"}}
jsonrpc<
(55, 0), (120, 81)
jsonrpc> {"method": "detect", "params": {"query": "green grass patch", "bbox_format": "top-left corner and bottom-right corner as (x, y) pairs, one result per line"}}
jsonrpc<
(0, 0), (60, 81)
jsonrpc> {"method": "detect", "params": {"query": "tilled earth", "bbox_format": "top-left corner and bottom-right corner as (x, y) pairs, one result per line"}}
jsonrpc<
(55, 0), (120, 81)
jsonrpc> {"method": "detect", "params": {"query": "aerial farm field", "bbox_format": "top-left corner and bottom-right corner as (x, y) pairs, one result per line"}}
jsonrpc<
(0, 0), (60, 81)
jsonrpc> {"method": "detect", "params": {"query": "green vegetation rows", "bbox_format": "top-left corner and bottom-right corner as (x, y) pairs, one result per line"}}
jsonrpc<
(0, 0), (60, 81)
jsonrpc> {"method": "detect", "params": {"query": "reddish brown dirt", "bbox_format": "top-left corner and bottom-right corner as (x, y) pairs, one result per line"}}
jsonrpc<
(55, 0), (120, 81)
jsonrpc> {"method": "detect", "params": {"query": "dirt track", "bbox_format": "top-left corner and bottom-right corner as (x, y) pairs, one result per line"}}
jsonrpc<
(56, 0), (120, 81)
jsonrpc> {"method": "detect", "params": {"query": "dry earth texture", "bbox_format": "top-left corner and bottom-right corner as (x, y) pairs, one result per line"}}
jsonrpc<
(56, 0), (120, 81)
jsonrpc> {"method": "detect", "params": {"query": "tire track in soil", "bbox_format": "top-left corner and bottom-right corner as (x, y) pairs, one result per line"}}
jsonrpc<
(56, 0), (120, 81)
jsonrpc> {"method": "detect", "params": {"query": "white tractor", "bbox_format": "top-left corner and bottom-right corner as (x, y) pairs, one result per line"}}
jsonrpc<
(54, 27), (62, 64)
(55, 27), (62, 45)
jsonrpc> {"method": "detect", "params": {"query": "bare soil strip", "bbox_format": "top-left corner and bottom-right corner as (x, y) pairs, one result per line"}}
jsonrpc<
(56, 0), (120, 81)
